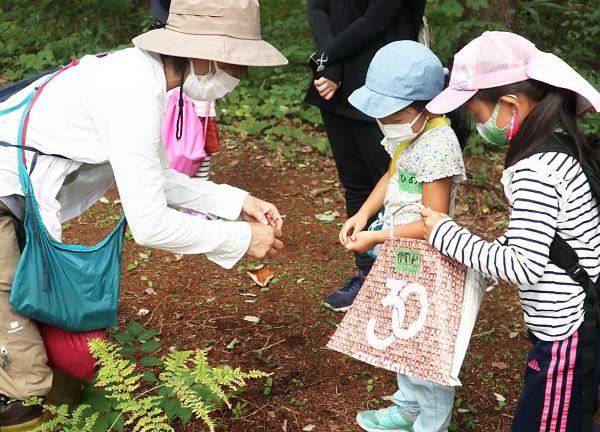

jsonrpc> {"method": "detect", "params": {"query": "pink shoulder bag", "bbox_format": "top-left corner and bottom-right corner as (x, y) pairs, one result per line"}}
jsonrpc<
(161, 89), (209, 177)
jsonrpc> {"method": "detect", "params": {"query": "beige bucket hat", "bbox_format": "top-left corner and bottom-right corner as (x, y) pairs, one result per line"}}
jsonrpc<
(132, 0), (288, 67)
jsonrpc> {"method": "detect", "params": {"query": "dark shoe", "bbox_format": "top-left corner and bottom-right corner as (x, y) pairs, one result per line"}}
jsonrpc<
(45, 369), (83, 406)
(0, 394), (43, 429)
(323, 271), (365, 312)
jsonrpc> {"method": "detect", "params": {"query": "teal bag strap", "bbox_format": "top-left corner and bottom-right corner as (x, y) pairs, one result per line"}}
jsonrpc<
(0, 92), (34, 117)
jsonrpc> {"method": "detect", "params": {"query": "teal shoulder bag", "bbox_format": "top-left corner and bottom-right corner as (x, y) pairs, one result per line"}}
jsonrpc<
(0, 61), (126, 331)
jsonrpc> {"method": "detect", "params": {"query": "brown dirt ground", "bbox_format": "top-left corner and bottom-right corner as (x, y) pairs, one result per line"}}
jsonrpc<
(64, 136), (531, 432)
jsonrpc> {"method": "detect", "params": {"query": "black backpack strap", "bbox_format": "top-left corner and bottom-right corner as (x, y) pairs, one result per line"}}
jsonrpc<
(0, 68), (60, 103)
(0, 141), (69, 175)
(548, 235), (600, 432)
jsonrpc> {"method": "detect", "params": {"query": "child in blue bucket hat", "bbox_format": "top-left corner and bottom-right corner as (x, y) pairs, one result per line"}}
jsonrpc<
(338, 41), (470, 432)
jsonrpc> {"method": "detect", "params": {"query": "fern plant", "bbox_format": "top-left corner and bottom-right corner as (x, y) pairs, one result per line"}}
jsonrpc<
(27, 326), (268, 432)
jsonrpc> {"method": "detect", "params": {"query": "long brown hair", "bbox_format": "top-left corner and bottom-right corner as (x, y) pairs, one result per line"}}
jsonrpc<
(473, 79), (600, 169)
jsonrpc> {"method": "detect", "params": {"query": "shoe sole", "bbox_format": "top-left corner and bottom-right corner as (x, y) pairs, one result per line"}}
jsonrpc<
(356, 414), (413, 432)
(1, 416), (43, 431)
(323, 303), (350, 313)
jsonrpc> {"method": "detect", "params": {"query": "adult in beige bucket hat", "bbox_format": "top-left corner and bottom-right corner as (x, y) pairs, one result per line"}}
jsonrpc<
(0, 3), (287, 426)
(133, 0), (288, 67)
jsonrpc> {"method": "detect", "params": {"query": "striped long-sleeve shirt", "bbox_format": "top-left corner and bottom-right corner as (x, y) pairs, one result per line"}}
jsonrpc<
(429, 151), (600, 341)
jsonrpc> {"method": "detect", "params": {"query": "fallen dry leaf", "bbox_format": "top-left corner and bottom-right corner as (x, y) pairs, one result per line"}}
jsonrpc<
(162, 253), (184, 264)
(491, 361), (508, 370)
(309, 186), (330, 197)
(247, 265), (275, 287)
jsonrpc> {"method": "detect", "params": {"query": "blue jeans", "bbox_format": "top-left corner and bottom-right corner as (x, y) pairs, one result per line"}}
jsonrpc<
(393, 374), (455, 432)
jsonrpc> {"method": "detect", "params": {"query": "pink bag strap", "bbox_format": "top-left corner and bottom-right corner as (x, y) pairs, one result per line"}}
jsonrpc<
(20, 58), (79, 167)
(175, 92), (211, 144)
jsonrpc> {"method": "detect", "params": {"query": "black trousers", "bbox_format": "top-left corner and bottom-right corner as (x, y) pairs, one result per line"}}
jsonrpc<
(321, 109), (391, 274)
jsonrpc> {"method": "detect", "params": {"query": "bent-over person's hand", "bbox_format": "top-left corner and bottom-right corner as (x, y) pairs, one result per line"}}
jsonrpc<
(314, 77), (339, 100)
(241, 195), (284, 236)
(420, 207), (449, 241)
(247, 223), (283, 259)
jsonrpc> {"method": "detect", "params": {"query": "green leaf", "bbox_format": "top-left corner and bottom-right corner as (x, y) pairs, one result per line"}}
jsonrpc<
(139, 340), (161, 353)
(227, 338), (240, 349)
(160, 398), (180, 421)
(114, 332), (134, 343)
(142, 371), (157, 382)
(175, 405), (193, 425)
(80, 386), (110, 413)
(137, 329), (159, 342)
(314, 210), (340, 223)
(104, 411), (124, 432)
(126, 320), (144, 337)
(119, 344), (136, 357)
(140, 356), (162, 367)
(158, 386), (174, 398)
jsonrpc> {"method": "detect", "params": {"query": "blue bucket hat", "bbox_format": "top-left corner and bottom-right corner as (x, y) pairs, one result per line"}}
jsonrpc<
(349, 41), (445, 119)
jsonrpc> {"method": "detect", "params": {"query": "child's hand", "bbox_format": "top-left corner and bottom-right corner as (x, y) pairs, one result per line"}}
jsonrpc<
(345, 231), (384, 253)
(339, 212), (369, 246)
(420, 207), (449, 240)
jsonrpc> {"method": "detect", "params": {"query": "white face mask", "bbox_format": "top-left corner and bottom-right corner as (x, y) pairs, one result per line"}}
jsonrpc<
(182, 60), (240, 101)
(377, 111), (427, 145)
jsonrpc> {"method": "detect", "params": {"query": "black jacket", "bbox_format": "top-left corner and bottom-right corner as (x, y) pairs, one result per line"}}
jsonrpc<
(305, 0), (425, 121)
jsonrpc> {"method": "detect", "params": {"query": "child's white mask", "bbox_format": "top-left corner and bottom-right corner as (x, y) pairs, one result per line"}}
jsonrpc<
(376, 111), (427, 145)
(182, 60), (240, 101)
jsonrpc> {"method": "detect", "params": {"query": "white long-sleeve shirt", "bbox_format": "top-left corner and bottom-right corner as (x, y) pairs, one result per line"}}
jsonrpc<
(0, 48), (251, 269)
(429, 150), (600, 341)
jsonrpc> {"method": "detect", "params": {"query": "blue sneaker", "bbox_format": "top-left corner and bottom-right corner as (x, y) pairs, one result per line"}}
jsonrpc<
(323, 271), (365, 312)
(356, 405), (415, 432)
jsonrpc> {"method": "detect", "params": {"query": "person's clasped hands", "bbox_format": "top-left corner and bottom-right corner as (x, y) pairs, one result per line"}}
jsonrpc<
(308, 52), (340, 101)
(338, 211), (383, 254)
(241, 195), (284, 259)
(337, 207), (450, 254)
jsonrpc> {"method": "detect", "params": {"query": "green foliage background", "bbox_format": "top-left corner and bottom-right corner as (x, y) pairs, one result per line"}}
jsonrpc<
(0, 0), (598, 153)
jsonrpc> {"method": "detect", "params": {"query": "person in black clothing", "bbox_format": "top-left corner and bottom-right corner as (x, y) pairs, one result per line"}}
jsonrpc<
(306, 0), (426, 311)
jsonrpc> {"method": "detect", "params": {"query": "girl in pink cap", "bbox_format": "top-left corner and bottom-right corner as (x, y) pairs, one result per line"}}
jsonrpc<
(422, 31), (600, 432)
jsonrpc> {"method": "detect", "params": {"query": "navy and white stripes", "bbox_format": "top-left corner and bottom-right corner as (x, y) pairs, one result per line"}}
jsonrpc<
(430, 152), (600, 341)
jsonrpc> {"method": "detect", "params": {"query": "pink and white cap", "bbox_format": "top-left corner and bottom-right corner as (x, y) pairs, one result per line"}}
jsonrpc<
(426, 31), (600, 116)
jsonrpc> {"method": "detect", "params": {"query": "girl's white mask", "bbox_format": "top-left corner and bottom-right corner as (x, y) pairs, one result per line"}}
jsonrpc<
(182, 60), (240, 101)
(376, 111), (427, 145)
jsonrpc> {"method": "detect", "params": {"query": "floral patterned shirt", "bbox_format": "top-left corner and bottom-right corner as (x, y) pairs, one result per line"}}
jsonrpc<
(382, 124), (466, 230)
